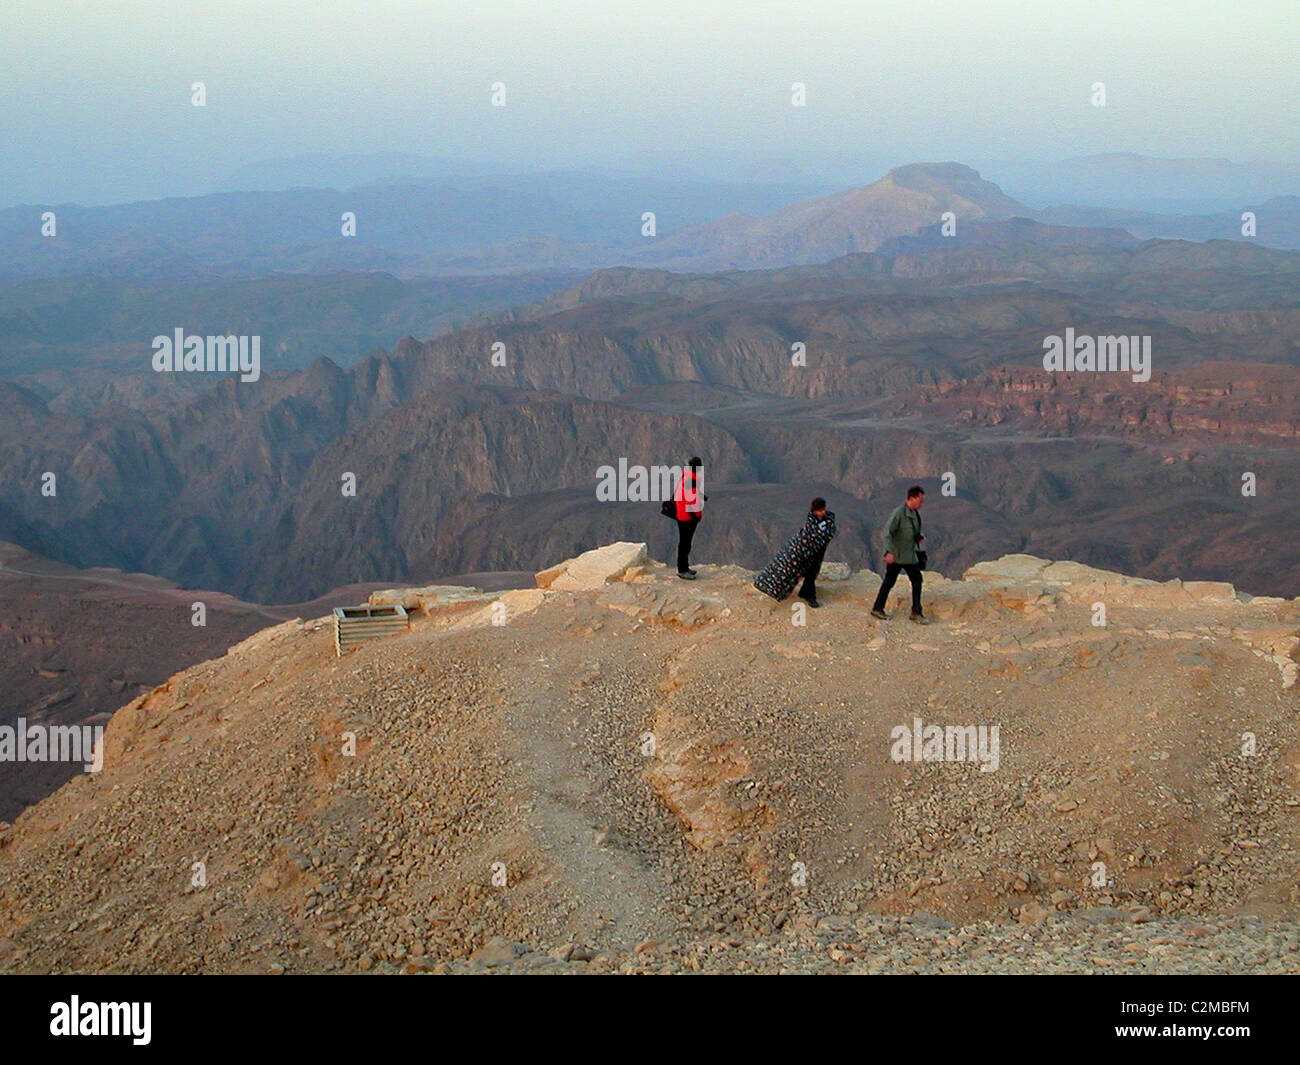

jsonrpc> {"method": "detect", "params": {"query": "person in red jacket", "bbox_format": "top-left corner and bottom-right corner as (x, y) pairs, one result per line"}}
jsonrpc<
(674, 457), (705, 579)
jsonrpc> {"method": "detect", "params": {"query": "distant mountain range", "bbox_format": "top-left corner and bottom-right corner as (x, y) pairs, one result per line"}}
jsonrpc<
(1037, 196), (1300, 248)
(995, 152), (1300, 212)
(0, 172), (839, 281)
(0, 271), (582, 409)
(3, 233), (1298, 605)
(629, 163), (1030, 270)
(5, 159), (1299, 287)
(218, 149), (1300, 213)
(3, 157), (1300, 603)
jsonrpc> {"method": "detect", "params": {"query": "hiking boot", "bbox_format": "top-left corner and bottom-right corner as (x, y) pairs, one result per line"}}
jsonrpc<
(869, 609), (888, 620)
(909, 612), (930, 625)
(799, 596), (821, 609)
(677, 570), (697, 581)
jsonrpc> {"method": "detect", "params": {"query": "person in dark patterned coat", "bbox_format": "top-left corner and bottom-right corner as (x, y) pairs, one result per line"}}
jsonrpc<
(753, 498), (837, 607)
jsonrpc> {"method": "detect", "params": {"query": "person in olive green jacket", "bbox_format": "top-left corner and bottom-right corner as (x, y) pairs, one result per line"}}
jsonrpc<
(870, 485), (928, 623)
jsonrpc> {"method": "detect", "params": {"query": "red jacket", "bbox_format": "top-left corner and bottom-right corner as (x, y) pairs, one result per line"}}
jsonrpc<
(674, 467), (703, 522)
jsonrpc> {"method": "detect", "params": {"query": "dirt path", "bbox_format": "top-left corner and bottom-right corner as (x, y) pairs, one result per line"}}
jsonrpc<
(492, 632), (677, 953)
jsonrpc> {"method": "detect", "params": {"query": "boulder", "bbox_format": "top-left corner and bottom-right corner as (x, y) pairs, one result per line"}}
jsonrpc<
(533, 564), (567, 590)
(963, 555), (1052, 582)
(1181, 580), (1239, 604)
(368, 585), (496, 616)
(1039, 560), (1135, 585)
(820, 562), (852, 581)
(536, 542), (648, 591)
(1058, 579), (1193, 610)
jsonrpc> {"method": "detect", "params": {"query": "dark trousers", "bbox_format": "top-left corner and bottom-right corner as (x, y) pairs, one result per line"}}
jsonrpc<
(676, 518), (698, 572)
(798, 547), (826, 601)
(873, 562), (923, 614)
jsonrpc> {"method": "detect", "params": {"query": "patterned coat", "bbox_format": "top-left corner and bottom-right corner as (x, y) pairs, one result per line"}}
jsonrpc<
(753, 511), (837, 601)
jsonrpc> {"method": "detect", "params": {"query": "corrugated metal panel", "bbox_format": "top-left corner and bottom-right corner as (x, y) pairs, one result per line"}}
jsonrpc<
(333, 604), (410, 656)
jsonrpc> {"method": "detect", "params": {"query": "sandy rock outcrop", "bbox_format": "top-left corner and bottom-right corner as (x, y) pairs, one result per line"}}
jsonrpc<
(536, 542), (649, 591)
(964, 555), (1253, 610)
(368, 585), (498, 617)
(643, 708), (775, 858)
(958, 554), (1299, 686)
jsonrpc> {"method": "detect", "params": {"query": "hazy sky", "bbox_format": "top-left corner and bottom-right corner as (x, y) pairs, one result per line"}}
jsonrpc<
(2, 0), (1297, 207)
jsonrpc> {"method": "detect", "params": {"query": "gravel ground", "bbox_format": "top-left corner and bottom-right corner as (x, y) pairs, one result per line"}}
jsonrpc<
(1, 553), (1296, 975)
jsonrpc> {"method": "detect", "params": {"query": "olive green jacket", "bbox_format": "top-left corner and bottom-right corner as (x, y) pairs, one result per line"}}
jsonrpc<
(883, 503), (923, 565)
